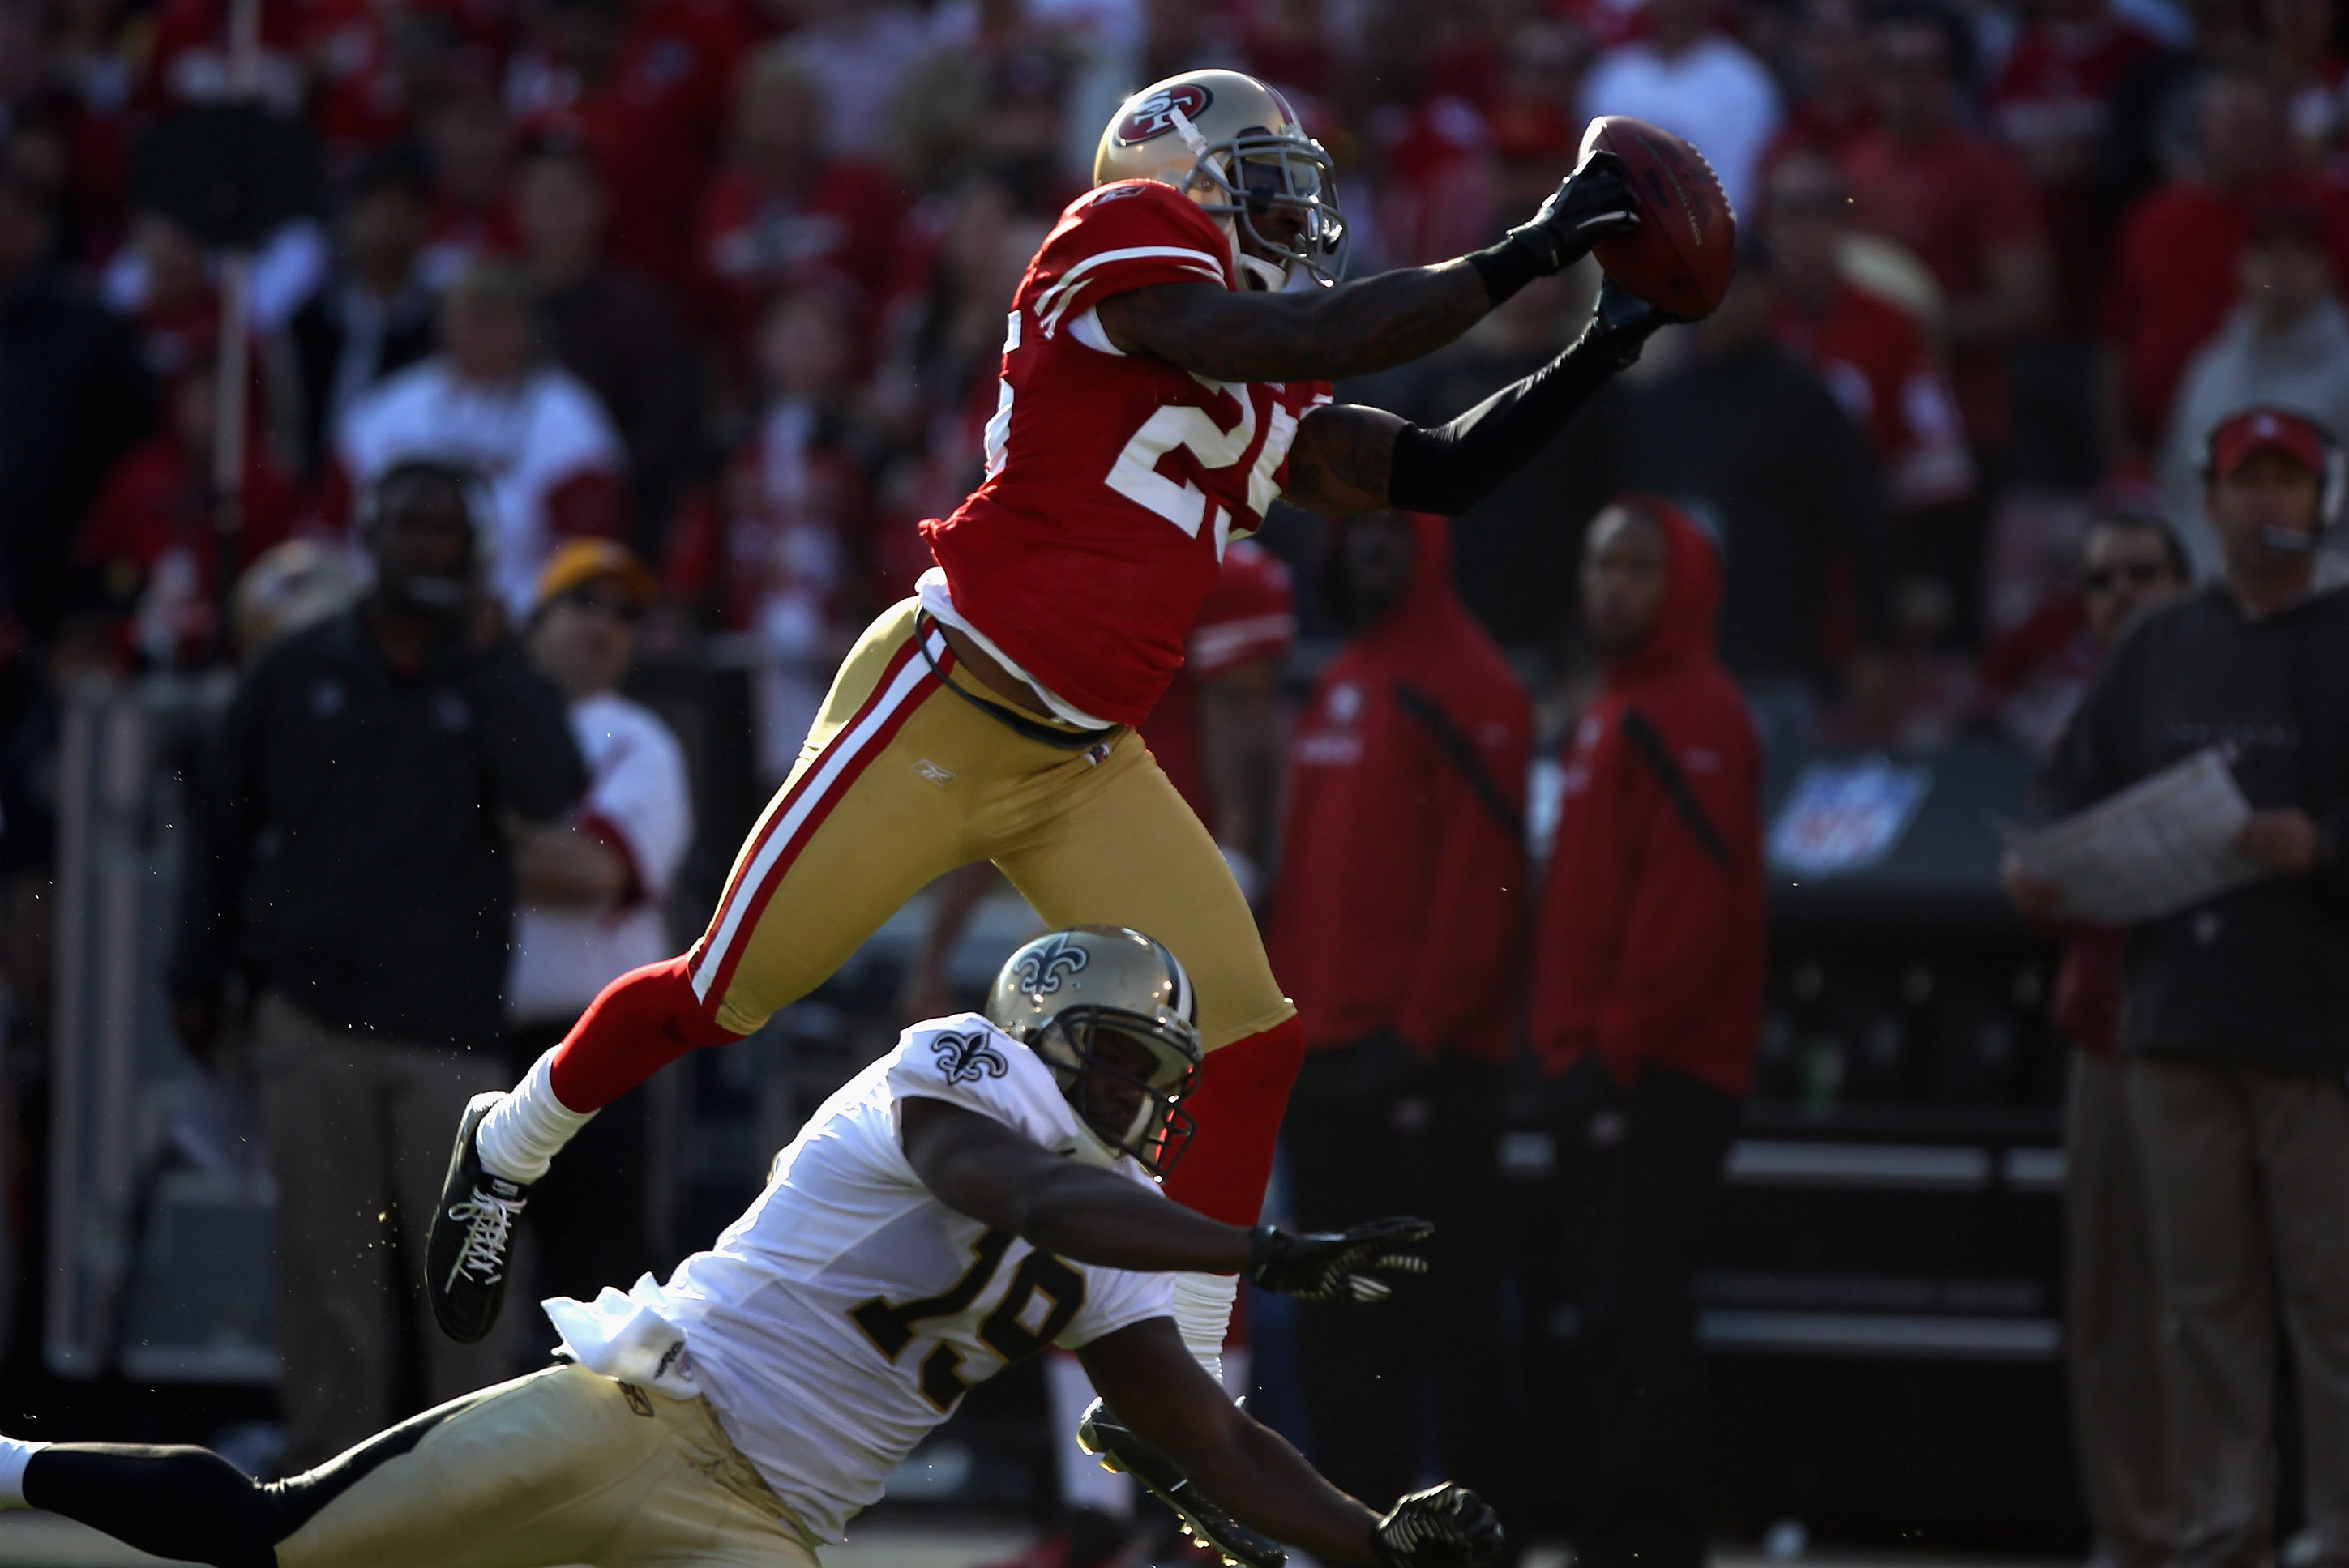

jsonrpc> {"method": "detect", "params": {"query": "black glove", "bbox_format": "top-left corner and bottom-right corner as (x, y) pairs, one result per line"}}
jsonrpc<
(1245, 1217), (1432, 1303)
(1371, 1484), (1505, 1568)
(1506, 148), (1641, 274)
(1577, 276), (1682, 371)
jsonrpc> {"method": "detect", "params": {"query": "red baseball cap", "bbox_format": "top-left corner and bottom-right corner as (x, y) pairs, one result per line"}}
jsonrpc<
(2208, 406), (2334, 479)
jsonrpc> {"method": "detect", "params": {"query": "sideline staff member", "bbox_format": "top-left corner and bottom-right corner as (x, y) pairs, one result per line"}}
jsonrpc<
(2029, 407), (2349, 1568)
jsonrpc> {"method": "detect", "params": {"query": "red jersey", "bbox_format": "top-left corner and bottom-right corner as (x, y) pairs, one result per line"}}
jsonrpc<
(921, 181), (1333, 728)
(1774, 280), (1974, 511)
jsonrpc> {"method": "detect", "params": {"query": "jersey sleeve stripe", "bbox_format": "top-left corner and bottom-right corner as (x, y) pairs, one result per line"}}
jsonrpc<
(1035, 246), (1231, 334)
(691, 623), (949, 1003)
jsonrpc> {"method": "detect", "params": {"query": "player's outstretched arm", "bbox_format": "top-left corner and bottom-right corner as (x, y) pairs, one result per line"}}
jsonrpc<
(1080, 1319), (1506, 1568)
(901, 1099), (1431, 1298)
(1278, 278), (1679, 518)
(1082, 1317), (1385, 1564)
(1093, 150), (1640, 385)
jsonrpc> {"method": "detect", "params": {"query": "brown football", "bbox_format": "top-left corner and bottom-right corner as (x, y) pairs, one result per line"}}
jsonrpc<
(1580, 116), (1738, 319)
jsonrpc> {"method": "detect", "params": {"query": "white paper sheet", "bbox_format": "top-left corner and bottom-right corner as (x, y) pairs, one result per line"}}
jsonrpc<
(2003, 748), (2267, 924)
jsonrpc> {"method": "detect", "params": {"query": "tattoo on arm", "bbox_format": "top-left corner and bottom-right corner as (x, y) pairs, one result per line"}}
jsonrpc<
(1280, 405), (1404, 515)
(1096, 265), (1491, 383)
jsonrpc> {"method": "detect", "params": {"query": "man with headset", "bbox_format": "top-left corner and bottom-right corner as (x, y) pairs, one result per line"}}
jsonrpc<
(169, 459), (587, 1472)
(2022, 406), (2349, 1568)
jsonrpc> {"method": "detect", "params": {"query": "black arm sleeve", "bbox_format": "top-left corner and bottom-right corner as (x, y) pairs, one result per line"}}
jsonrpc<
(1386, 321), (1639, 517)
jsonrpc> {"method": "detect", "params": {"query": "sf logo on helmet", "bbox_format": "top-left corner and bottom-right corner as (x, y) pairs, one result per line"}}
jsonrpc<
(931, 1030), (1008, 1086)
(1117, 83), (1213, 145)
(1014, 934), (1089, 998)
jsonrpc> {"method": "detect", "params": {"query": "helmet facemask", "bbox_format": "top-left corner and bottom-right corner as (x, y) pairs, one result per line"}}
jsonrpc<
(1032, 1008), (1201, 1177)
(1173, 113), (1346, 289)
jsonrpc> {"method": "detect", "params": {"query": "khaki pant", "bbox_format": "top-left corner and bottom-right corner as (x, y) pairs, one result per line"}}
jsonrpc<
(277, 1364), (819, 1568)
(2130, 1055), (2349, 1568)
(254, 993), (514, 1468)
(688, 600), (1290, 1049)
(2066, 1052), (2178, 1566)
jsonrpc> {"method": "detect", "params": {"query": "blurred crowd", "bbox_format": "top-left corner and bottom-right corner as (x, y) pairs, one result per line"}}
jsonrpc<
(0, 0), (2345, 750)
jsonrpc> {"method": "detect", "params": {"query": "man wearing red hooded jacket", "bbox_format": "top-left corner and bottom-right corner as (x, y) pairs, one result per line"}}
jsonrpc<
(1265, 511), (1533, 1515)
(1531, 497), (1765, 1568)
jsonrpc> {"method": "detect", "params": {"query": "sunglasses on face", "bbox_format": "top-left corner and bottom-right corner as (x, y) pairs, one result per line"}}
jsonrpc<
(2083, 560), (2168, 592)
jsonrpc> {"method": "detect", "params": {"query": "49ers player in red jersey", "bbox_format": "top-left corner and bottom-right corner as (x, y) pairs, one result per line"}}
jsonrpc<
(431, 66), (1673, 1521)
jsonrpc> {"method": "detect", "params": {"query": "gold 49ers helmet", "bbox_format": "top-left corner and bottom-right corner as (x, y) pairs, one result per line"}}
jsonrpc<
(1093, 68), (1345, 289)
(986, 926), (1204, 1176)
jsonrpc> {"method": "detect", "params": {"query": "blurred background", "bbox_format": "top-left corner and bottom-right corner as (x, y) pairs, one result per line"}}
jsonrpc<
(0, 0), (2342, 1557)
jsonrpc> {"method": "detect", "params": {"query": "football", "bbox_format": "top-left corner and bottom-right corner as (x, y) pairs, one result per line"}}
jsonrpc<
(1580, 116), (1738, 319)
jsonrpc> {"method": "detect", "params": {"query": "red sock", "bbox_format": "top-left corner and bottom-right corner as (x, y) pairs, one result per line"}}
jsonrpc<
(1161, 1016), (1306, 1228)
(546, 955), (745, 1112)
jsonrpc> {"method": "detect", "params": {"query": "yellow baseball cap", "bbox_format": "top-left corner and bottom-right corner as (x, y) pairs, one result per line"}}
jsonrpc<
(535, 538), (657, 613)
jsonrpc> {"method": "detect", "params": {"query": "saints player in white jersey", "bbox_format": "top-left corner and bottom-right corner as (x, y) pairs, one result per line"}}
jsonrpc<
(0, 928), (1500, 1568)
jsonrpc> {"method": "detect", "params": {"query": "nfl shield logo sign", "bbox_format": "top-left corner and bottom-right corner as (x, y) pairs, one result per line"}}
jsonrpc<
(1766, 758), (1932, 878)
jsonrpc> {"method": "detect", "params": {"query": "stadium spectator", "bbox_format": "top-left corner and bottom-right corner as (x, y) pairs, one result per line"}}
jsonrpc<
(1532, 497), (1764, 1568)
(417, 72), (517, 286)
(336, 258), (628, 617)
(169, 459), (584, 1468)
(513, 133), (704, 559)
(1267, 510), (1531, 1516)
(2101, 50), (2345, 463)
(2157, 197), (2349, 575)
(2000, 508), (2188, 1568)
(1577, 0), (1782, 218)
(1767, 0), (1880, 166)
(279, 142), (439, 479)
(891, 33), (1083, 218)
(769, 0), (931, 160)
(1764, 148), (1975, 517)
(2099, 0), (2261, 220)
(665, 284), (871, 783)
(1339, 272), (1628, 653)
(2028, 405), (2349, 1568)
(1618, 269), (1893, 725)
(107, 206), (216, 382)
(74, 353), (306, 669)
(505, 0), (751, 289)
(1842, 0), (2053, 459)
(0, 161), (154, 646)
(507, 538), (692, 1323)
(692, 47), (908, 358)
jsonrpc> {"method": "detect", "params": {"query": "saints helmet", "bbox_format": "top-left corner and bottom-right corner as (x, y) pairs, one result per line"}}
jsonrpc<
(1093, 68), (1345, 290)
(986, 926), (1204, 1177)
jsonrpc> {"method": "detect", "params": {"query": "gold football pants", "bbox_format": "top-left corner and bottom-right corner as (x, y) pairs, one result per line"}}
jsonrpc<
(687, 599), (1291, 1049)
(276, 1365), (819, 1568)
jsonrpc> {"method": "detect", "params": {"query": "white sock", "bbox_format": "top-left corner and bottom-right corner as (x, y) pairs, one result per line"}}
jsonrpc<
(1172, 1271), (1240, 1391)
(474, 1050), (597, 1186)
(0, 1435), (49, 1508)
(1047, 1350), (1133, 1517)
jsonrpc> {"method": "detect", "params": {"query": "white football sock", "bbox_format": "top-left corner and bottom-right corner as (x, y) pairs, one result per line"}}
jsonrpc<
(1047, 1350), (1132, 1517)
(1172, 1271), (1240, 1390)
(0, 1435), (49, 1508)
(474, 1050), (597, 1186)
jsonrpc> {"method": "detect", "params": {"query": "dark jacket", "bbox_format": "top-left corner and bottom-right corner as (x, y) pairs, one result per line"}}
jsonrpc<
(2041, 583), (2349, 1075)
(284, 277), (438, 476)
(1530, 499), (1767, 1094)
(1264, 514), (1533, 1062)
(1621, 341), (1891, 682)
(170, 609), (586, 1049)
(0, 264), (156, 636)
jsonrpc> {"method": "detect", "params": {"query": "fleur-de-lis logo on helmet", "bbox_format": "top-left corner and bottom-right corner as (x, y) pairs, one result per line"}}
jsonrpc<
(1013, 932), (1089, 998)
(930, 1030), (1009, 1086)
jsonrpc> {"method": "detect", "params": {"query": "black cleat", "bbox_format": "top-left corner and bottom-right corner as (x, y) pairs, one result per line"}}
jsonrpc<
(425, 1092), (529, 1344)
(1077, 1399), (1286, 1568)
